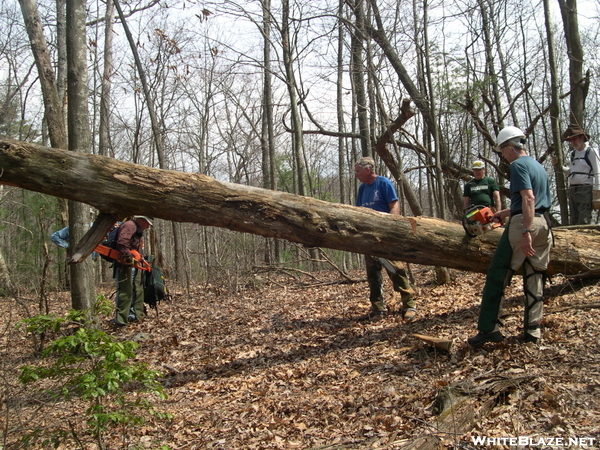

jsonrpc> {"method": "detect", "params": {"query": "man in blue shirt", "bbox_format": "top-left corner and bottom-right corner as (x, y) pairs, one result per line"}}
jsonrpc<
(468, 127), (552, 346)
(355, 157), (417, 321)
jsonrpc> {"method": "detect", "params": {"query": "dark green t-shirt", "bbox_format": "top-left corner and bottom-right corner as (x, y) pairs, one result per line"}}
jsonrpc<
(463, 176), (499, 207)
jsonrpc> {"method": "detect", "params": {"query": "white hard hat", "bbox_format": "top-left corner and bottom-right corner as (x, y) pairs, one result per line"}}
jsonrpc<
(496, 126), (525, 148)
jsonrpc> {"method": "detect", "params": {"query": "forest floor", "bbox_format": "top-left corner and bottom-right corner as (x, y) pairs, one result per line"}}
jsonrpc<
(2, 266), (600, 449)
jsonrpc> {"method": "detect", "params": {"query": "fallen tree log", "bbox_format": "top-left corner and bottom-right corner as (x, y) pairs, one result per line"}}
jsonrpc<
(1, 138), (600, 277)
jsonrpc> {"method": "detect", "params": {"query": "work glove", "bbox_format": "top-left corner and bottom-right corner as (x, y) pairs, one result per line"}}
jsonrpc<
(122, 255), (135, 266)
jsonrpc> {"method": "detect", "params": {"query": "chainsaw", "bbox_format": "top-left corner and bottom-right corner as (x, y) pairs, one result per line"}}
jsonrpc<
(462, 205), (503, 237)
(94, 245), (151, 271)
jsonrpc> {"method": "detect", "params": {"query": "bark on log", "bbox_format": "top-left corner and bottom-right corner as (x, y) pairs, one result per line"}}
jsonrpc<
(1, 138), (600, 276)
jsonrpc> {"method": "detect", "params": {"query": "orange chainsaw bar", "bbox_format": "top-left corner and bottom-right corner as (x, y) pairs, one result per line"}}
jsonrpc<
(94, 245), (151, 271)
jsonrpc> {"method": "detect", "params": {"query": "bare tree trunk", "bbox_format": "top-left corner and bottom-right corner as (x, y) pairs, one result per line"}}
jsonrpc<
(477, 0), (503, 128)
(336, 0), (347, 207)
(18, 0), (94, 310)
(558, 0), (588, 128)
(281, 0), (306, 196)
(54, 0), (70, 246)
(113, 0), (165, 168)
(337, 0), (349, 273)
(0, 249), (16, 296)
(2, 139), (600, 278)
(261, 0), (280, 264)
(347, 0), (371, 158)
(18, 0), (67, 149)
(487, 0), (519, 128)
(544, 0), (569, 225)
(422, 0), (445, 220)
(55, 0), (67, 126)
(98, 0), (114, 157)
(66, 0), (95, 313)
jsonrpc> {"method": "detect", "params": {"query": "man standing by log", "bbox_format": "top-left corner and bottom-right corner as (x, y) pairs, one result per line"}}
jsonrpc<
(468, 127), (552, 345)
(560, 126), (600, 225)
(354, 157), (417, 321)
(113, 215), (153, 326)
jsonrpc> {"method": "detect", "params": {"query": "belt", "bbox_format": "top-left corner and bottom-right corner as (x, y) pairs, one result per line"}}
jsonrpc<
(511, 209), (547, 216)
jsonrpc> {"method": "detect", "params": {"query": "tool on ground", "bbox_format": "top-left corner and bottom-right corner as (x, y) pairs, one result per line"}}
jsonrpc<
(462, 205), (503, 237)
(94, 245), (151, 271)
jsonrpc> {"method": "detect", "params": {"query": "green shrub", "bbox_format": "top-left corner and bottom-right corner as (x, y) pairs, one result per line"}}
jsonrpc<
(19, 298), (172, 449)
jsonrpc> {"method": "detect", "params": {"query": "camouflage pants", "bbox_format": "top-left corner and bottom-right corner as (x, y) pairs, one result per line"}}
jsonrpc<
(364, 256), (416, 313)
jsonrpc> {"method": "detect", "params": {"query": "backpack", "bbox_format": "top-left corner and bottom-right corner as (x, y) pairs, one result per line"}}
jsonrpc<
(569, 148), (593, 177)
(99, 222), (122, 262)
(143, 262), (168, 309)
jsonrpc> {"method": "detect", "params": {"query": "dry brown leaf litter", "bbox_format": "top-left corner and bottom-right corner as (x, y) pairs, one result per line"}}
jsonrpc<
(1, 267), (600, 449)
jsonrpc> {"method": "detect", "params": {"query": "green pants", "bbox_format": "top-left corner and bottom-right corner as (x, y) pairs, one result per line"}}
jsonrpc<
(477, 229), (513, 332)
(115, 265), (145, 325)
(477, 214), (551, 334)
(364, 256), (415, 313)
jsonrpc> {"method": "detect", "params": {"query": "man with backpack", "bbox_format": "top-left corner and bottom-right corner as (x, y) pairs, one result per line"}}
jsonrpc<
(113, 216), (153, 326)
(561, 126), (600, 225)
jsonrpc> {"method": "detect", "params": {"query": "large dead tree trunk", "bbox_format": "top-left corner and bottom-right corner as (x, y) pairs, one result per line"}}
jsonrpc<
(1, 138), (600, 277)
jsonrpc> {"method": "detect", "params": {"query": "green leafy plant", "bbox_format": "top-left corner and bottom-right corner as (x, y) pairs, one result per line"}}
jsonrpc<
(19, 298), (171, 449)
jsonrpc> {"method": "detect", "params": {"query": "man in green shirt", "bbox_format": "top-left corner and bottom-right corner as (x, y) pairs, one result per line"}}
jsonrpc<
(463, 160), (501, 211)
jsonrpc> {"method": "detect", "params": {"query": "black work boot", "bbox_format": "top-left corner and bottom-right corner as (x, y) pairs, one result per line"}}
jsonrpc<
(467, 330), (504, 346)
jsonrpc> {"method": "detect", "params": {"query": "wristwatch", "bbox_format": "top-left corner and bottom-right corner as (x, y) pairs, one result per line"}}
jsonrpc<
(522, 228), (532, 234)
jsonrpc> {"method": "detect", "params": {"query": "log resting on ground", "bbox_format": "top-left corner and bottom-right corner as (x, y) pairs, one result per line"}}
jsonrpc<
(1, 139), (599, 277)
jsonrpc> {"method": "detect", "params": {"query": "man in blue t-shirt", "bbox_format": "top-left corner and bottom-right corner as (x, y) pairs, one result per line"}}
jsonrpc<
(468, 127), (552, 346)
(355, 157), (417, 321)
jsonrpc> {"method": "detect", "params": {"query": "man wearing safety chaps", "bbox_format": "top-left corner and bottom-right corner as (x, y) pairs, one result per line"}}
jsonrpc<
(468, 126), (552, 346)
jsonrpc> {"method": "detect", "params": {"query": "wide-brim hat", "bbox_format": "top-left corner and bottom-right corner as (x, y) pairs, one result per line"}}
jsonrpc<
(133, 215), (154, 226)
(561, 126), (589, 142)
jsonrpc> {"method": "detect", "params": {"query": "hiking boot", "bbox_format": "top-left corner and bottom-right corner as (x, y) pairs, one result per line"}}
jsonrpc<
(112, 319), (126, 327)
(467, 330), (504, 346)
(522, 333), (540, 344)
(402, 308), (416, 322)
(366, 310), (387, 320)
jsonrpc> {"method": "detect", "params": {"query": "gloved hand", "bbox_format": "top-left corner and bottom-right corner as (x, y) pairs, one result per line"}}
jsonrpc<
(122, 255), (135, 266)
